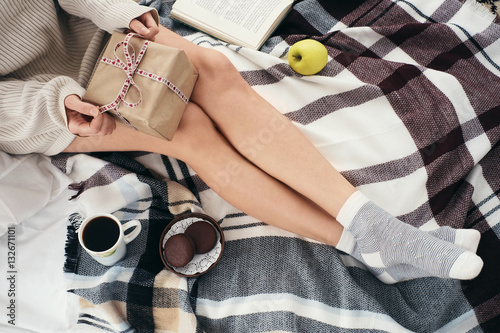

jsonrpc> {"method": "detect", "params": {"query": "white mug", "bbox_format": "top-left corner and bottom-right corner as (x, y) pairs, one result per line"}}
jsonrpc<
(78, 213), (142, 266)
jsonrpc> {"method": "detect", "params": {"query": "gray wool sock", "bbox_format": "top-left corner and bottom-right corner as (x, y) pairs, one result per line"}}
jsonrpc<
(336, 192), (483, 284)
(426, 225), (481, 253)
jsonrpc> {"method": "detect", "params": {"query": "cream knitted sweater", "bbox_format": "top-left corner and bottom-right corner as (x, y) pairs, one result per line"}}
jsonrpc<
(0, 0), (155, 155)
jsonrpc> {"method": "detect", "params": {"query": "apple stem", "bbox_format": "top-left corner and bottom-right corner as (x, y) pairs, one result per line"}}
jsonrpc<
(292, 55), (302, 61)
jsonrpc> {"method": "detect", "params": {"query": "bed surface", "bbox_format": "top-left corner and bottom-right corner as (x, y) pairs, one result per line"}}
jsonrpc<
(0, 154), (79, 332)
(1, 0), (500, 332)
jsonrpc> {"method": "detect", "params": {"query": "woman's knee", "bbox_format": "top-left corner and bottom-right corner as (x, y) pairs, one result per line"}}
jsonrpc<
(196, 49), (237, 79)
(189, 50), (249, 109)
(156, 26), (237, 78)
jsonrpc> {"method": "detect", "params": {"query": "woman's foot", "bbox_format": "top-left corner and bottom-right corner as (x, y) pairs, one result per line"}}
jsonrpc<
(335, 192), (483, 284)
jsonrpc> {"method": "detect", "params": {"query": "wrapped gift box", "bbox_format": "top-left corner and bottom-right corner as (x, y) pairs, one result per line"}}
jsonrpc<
(84, 32), (198, 140)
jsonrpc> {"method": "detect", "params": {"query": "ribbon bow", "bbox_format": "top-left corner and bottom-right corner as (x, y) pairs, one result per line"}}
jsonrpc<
(98, 33), (189, 127)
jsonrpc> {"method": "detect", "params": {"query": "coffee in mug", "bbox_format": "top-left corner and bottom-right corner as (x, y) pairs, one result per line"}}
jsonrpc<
(78, 213), (141, 266)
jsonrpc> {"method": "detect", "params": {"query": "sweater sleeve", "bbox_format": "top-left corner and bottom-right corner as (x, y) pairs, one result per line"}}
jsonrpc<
(0, 76), (84, 156)
(57, 0), (159, 34)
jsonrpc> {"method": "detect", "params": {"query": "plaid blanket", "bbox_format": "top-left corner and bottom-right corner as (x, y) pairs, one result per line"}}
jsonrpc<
(478, 0), (499, 13)
(60, 0), (500, 331)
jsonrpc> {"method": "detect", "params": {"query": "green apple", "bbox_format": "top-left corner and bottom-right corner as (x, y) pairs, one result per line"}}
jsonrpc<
(288, 39), (328, 75)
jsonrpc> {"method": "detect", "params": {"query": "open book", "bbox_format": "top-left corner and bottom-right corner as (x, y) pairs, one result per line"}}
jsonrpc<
(170, 0), (294, 50)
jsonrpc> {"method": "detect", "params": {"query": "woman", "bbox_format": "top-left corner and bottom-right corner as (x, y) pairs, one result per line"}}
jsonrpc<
(0, 0), (483, 283)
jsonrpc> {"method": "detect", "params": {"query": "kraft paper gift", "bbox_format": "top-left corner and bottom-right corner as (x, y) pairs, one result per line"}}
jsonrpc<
(84, 32), (198, 140)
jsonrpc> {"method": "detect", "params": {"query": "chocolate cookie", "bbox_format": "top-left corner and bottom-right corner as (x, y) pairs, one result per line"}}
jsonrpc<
(185, 221), (217, 254)
(164, 234), (195, 267)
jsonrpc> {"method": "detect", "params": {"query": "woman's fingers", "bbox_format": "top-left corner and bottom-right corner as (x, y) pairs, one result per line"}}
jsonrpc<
(64, 95), (116, 136)
(64, 94), (98, 117)
(129, 12), (159, 40)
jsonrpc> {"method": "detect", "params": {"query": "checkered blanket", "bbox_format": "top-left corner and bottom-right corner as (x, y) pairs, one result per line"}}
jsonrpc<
(60, 0), (500, 331)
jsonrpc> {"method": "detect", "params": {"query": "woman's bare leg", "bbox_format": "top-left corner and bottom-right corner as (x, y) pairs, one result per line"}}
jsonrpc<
(64, 103), (344, 247)
(153, 26), (354, 219)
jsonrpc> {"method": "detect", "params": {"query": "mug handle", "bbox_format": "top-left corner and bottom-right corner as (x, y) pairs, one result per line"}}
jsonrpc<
(122, 220), (142, 244)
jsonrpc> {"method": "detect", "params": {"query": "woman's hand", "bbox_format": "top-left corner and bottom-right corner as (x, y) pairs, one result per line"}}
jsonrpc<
(64, 95), (116, 137)
(129, 11), (159, 41)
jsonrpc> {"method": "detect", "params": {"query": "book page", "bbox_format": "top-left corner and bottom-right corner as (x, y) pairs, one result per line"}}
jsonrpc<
(172, 0), (292, 48)
(193, 0), (283, 34)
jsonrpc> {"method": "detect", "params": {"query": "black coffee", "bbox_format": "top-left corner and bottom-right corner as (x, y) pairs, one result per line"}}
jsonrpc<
(82, 217), (120, 252)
